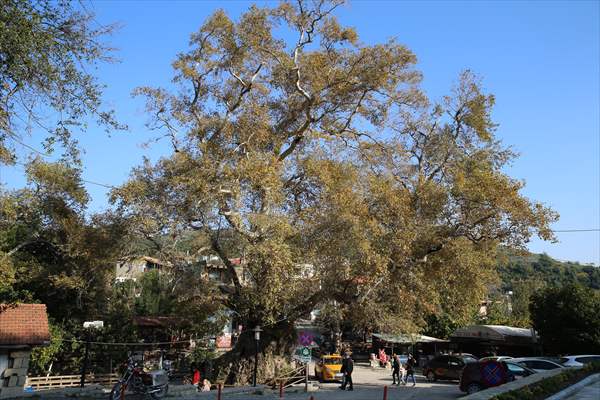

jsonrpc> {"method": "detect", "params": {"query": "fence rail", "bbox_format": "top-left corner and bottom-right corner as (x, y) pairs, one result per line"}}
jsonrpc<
(265, 364), (307, 389)
(26, 373), (119, 390)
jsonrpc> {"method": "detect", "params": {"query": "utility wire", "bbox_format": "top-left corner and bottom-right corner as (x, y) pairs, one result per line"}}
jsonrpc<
(6, 160), (116, 189)
(59, 338), (194, 346)
(551, 229), (600, 233)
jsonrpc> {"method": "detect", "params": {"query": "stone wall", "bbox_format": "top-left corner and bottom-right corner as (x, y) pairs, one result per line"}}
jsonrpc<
(0, 349), (31, 399)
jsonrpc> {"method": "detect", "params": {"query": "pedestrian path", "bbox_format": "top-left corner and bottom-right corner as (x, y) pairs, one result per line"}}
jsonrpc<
(563, 379), (600, 400)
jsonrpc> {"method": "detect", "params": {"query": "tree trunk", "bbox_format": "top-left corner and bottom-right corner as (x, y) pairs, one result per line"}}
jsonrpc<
(211, 320), (298, 385)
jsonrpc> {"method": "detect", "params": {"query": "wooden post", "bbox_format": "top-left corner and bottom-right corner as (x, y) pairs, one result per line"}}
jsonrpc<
(304, 362), (309, 392)
(279, 380), (284, 398)
(383, 385), (388, 400)
(80, 331), (91, 388)
(217, 383), (222, 400)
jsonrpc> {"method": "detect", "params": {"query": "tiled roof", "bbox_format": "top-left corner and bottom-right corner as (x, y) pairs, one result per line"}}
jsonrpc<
(0, 304), (50, 346)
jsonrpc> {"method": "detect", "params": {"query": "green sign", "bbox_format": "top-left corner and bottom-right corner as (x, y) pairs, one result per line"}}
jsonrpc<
(300, 346), (311, 362)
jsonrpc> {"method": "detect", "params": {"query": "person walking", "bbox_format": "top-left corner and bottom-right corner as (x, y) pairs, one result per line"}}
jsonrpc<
(392, 354), (400, 385)
(340, 352), (354, 391)
(406, 353), (417, 387)
(399, 357), (407, 385)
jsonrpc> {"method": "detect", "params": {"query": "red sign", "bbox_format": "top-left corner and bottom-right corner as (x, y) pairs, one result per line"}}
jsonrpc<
(216, 334), (232, 348)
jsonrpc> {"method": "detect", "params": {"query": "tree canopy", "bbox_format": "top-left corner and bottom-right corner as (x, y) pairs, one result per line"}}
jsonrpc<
(112, 0), (557, 382)
(0, 0), (122, 165)
(0, 0), (565, 383)
(530, 284), (600, 355)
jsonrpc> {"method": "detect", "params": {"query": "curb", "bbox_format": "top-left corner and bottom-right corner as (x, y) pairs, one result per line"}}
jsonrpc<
(544, 373), (600, 400)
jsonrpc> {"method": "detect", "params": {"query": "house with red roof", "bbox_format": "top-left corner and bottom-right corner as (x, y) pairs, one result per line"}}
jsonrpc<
(0, 304), (50, 399)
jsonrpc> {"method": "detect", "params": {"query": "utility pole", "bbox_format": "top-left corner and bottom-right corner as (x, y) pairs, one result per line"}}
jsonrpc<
(80, 321), (103, 388)
(253, 326), (262, 387)
(80, 330), (91, 388)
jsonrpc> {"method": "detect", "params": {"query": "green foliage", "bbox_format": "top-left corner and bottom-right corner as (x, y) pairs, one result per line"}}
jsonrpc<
(113, 2), (557, 362)
(530, 284), (600, 355)
(498, 251), (599, 291)
(189, 347), (218, 365)
(135, 270), (176, 316)
(492, 362), (600, 400)
(29, 321), (64, 375)
(0, 0), (124, 165)
(422, 314), (459, 340)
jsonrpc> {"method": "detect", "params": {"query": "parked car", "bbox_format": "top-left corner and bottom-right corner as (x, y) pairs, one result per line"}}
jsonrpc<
(479, 356), (513, 362)
(511, 357), (564, 372)
(459, 360), (536, 394)
(559, 355), (600, 367)
(315, 354), (344, 382)
(423, 354), (478, 381)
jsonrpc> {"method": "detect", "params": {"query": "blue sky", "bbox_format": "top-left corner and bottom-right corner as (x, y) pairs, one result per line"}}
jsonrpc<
(1, 0), (598, 265)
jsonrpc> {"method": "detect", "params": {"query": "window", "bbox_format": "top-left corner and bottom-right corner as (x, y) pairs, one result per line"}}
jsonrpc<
(435, 356), (450, 364)
(506, 363), (527, 375)
(449, 357), (464, 366)
(575, 356), (600, 364)
(526, 360), (560, 370)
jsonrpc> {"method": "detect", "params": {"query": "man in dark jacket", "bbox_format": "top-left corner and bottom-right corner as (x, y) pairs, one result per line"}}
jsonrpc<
(392, 354), (400, 385)
(339, 353), (354, 390)
(406, 353), (417, 386)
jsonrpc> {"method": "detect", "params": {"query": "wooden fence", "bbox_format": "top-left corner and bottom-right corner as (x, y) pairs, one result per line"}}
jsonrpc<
(26, 373), (119, 391)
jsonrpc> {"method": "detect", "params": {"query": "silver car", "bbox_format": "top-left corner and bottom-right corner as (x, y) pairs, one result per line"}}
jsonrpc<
(559, 355), (600, 367)
(511, 357), (564, 372)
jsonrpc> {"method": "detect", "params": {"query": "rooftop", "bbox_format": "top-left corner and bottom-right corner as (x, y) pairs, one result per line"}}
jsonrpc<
(0, 304), (50, 346)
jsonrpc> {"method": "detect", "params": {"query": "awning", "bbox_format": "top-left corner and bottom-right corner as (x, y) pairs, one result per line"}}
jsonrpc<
(373, 333), (448, 344)
(450, 325), (537, 344)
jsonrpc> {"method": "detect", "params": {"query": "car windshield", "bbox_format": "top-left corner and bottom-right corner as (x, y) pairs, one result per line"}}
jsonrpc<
(323, 358), (342, 365)
(559, 357), (570, 364)
(506, 362), (527, 373)
(462, 356), (478, 363)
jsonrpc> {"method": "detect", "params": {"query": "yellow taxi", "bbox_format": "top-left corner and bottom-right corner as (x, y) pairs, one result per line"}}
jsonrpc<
(315, 354), (344, 382)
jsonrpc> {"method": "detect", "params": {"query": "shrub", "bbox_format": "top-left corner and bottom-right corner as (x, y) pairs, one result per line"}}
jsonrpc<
(493, 362), (600, 400)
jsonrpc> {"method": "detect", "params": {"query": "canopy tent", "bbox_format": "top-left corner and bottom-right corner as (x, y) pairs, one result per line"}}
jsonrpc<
(450, 325), (537, 345)
(449, 325), (540, 357)
(372, 333), (447, 344)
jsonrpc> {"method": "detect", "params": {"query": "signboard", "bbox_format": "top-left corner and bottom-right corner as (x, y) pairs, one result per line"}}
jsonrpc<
(298, 331), (314, 347)
(299, 346), (311, 363)
(216, 334), (232, 349)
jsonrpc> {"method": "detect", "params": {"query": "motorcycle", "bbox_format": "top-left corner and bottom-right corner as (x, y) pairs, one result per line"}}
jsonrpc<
(109, 356), (169, 400)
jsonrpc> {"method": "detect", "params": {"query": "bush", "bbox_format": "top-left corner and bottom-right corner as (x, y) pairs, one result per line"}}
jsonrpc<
(492, 362), (600, 400)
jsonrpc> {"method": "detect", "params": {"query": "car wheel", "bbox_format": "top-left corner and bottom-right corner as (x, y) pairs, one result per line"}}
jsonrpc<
(426, 371), (437, 382)
(466, 383), (482, 394)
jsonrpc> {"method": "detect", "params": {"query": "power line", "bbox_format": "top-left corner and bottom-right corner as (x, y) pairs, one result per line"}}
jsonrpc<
(59, 338), (193, 346)
(551, 229), (600, 233)
(6, 160), (116, 189)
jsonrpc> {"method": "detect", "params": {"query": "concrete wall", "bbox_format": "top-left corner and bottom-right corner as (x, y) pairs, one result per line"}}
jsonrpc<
(115, 258), (147, 281)
(0, 349), (30, 399)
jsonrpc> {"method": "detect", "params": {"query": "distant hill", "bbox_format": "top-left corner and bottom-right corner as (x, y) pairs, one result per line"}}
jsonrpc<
(497, 250), (599, 290)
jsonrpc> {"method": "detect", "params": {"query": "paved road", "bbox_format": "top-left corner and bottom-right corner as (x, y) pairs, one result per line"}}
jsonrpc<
(563, 379), (600, 400)
(186, 365), (464, 400)
(281, 383), (463, 400)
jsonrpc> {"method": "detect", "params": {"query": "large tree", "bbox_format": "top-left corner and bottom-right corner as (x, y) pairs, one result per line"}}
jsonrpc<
(530, 284), (600, 355)
(113, 0), (557, 383)
(0, 0), (122, 165)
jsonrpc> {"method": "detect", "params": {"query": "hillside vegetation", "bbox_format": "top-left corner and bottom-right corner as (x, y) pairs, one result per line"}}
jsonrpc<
(498, 250), (599, 291)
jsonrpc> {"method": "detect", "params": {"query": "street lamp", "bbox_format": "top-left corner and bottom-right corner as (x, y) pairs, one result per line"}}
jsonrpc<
(81, 321), (103, 388)
(506, 291), (513, 314)
(252, 325), (262, 387)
